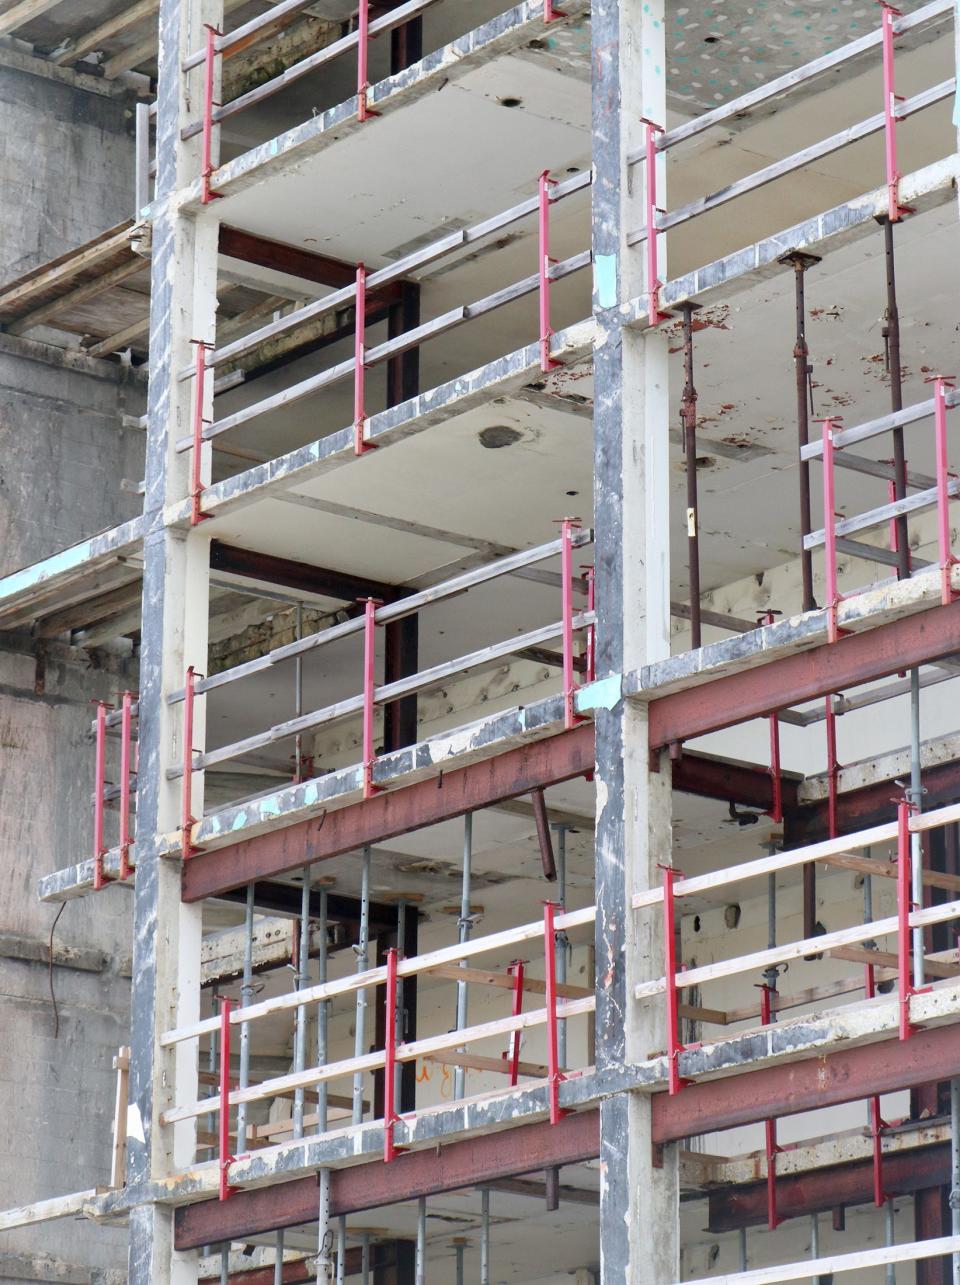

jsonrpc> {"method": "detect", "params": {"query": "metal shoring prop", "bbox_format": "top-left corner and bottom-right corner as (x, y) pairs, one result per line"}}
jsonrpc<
(316, 1165), (333, 1284)
(394, 899), (407, 1108)
(553, 823), (571, 1074)
(361, 1232), (371, 1285)
(317, 887), (329, 1133)
(336, 1217), (347, 1285)
(274, 1229), (284, 1285)
(454, 814), (475, 1102)
(738, 1228), (748, 1272)
(221, 1246), (229, 1285)
(952, 1076), (960, 1283)
(679, 302), (703, 648)
(235, 883), (255, 1153)
(780, 251), (821, 613)
(480, 1188), (491, 1285)
(885, 1196), (897, 1285)
(352, 846), (372, 1125)
(761, 846), (782, 1232)
(293, 862), (312, 1138)
(416, 1196), (427, 1285)
(455, 1239), (466, 1285)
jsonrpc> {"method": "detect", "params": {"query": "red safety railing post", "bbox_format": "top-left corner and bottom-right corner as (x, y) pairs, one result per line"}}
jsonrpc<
(200, 24), (223, 205)
(759, 983), (780, 1230)
(383, 945), (399, 1162)
(582, 564), (596, 684)
(189, 339), (214, 526)
(92, 700), (111, 891)
(560, 519), (583, 730)
(825, 694), (840, 840)
(544, 0), (564, 21)
(118, 690), (134, 881)
(218, 997), (235, 1200)
(505, 959), (526, 1086)
(181, 666), (202, 860)
(930, 374), (957, 606)
(356, 0), (379, 122)
(361, 597), (384, 799)
(662, 865), (687, 1095)
(641, 119), (669, 325)
(820, 416), (845, 643)
(538, 171), (562, 373)
(353, 264), (377, 455)
(542, 902), (566, 1124)
(879, 2), (904, 223)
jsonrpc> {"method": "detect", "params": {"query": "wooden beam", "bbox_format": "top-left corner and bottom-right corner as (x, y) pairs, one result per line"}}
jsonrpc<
(7, 258), (145, 336)
(52, 0), (159, 65)
(0, 0), (61, 37)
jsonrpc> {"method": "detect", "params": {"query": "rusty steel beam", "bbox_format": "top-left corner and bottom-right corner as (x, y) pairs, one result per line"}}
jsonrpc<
(181, 724), (595, 901)
(210, 542), (399, 605)
(708, 1141), (949, 1231)
(219, 226), (403, 303)
(652, 1024), (960, 1144)
(227, 1246), (379, 1284)
(648, 602), (960, 749)
(175, 1109), (599, 1249)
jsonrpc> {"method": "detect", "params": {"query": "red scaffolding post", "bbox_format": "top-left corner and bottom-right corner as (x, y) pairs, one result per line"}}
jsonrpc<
(190, 340), (213, 526)
(661, 865), (697, 1095)
(361, 597), (383, 799)
(383, 945), (400, 1162)
(180, 666), (203, 860)
(92, 700), (111, 892)
(538, 171), (562, 373)
(118, 690), (135, 881)
(200, 24), (223, 205)
(879, 2), (906, 224)
(544, 0), (564, 20)
(560, 518), (583, 730)
(825, 693), (841, 841)
(761, 612), (783, 824)
(582, 564), (596, 684)
(543, 902), (566, 1125)
(219, 997), (236, 1200)
(759, 983), (781, 1230)
(356, 0), (378, 122)
(929, 373), (958, 605)
(640, 119), (669, 325)
(896, 795), (932, 1039)
(503, 959), (526, 1086)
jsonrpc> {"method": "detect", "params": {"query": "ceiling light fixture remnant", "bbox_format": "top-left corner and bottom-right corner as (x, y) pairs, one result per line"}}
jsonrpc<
(479, 425), (523, 449)
(499, 96), (523, 108)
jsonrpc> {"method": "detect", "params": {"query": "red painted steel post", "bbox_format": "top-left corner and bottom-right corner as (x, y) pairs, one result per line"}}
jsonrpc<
(825, 694), (839, 840)
(93, 700), (110, 891)
(643, 120), (668, 325)
(361, 598), (383, 799)
(870, 1089), (886, 1206)
(931, 374), (957, 605)
(879, 3), (903, 223)
(383, 945), (399, 1162)
(760, 983), (779, 1230)
(506, 959), (526, 1086)
(560, 519), (582, 730)
(662, 866), (685, 1096)
(353, 264), (376, 454)
(538, 171), (561, 373)
(897, 796), (913, 1040)
(190, 340), (213, 526)
(181, 667), (200, 860)
(763, 614), (783, 824)
(118, 690), (134, 881)
(357, 0), (375, 122)
(200, 24), (222, 205)
(544, 0), (564, 20)
(219, 997), (234, 1200)
(582, 565), (596, 684)
(542, 902), (565, 1124)
(821, 417), (843, 643)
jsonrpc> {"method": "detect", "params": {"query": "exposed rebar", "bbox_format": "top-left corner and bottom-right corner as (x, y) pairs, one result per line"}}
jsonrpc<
(352, 846), (371, 1125)
(236, 883), (255, 1152)
(454, 813), (474, 1101)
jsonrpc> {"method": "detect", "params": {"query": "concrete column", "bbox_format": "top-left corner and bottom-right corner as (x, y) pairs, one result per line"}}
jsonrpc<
(591, 1), (677, 1282)
(127, 1), (222, 1282)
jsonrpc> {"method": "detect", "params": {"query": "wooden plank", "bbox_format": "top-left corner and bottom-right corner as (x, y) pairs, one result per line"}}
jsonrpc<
(83, 315), (152, 359)
(0, 1188), (101, 1232)
(109, 1047), (130, 1189)
(53, 0), (160, 66)
(821, 849), (960, 893)
(0, 222), (135, 320)
(8, 258), (146, 335)
(426, 1052), (552, 1078)
(0, 0), (62, 37)
(683, 1235), (960, 1285)
(34, 579), (143, 638)
(423, 962), (592, 1000)
(830, 944), (960, 979)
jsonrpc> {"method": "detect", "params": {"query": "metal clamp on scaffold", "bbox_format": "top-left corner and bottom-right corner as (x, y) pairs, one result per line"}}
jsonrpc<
(200, 25), (224, 205)
(180, 666), (205, 860)
(189, 339), (214, 526)
(543, 901), (567, 1124)
(926, 373), (958, 606)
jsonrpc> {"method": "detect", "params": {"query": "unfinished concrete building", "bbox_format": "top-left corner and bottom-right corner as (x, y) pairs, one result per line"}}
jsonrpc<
(3, 0), (960, 1281)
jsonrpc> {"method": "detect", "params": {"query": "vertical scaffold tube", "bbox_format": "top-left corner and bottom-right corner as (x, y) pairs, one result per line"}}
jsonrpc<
(952, 1078), (960, 1284)
(293, 864), (312, 1139)
(554, 823), (570, 1072)
(353, 846), (371, 1125)
(480, 1189), (490, 1285)
(274, 1229), (284, 1285)
(394, 899), (406, 1108)
(679, 302), (702, 648)
(317, 887), (329, 1133)
(235, 885), (255, 1153)
(336, 1217), (346, 1285)
(416, 1197), (427, 1285)
(316, 1166), (333, 1284)
(454, 814), (473, 1101)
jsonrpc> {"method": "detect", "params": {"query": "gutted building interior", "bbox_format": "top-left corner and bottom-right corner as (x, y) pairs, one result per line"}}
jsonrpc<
(2, 0), (960, 1281)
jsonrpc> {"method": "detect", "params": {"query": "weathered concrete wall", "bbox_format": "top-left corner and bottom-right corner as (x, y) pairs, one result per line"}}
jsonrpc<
(0, 59), (136, 279)
(0, 55), (145, 1284)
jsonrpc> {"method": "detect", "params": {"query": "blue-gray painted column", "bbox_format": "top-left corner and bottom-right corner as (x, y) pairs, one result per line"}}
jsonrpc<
(591, 1), (678, 1281)
(127, 1), (221, 1281)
